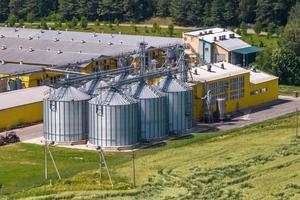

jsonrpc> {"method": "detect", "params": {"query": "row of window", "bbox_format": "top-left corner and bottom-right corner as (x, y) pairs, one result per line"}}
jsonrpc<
(208, 76), (245, 103)
(251, 88), (268, 96)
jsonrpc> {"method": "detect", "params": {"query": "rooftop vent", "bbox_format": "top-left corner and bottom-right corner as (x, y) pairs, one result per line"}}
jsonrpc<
(251, 66), (257, 72)
(57, 50), (63, 54)
(57, 31), (61, 34)
(41, 30), (44, 33)
(111, 34), (114, 38)
(29, 47), (34, 52)
(1, 60), (5, 65)
(221, 63), (225, 69)
(199, 32), (203, 36)
(204, 31), (208, 35)
(207, 64), (212, 72)
(1, 45), (7, 50)
(54, 38), (59, 42)
(223, 28), (226, 32)
(71, 38), (74, 41)
(108, 42), (113, 45)
(19, 45), (23, 50)
(194, 69), (198, 75)
(98, 40), (101, 43)
(93, 32), (97, 37)
(0, 35), (4, 38)
(213, 36), (217, 41)
(47, 47), (50, 51)
(79, 50), (82, 53)
(20, 60), (23, 65)
(81, 40), (86, 44)
(208, 30), (213, 34)
(17, 34), (19, 38)
(28, 36), (33, 40)
(229, 33), (235, 38)
(14, 28), (18, 32)
(120, 41), (123, 44)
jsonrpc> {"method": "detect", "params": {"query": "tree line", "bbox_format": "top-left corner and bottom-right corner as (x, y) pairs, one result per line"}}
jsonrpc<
(0, 0), (297, 29)
(255, 2), (300, 85)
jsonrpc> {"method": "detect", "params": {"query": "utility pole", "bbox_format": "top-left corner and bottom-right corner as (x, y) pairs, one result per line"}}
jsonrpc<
(132, 150), (136, 188)
(296, 108), (299, 138)
(97, 147), (113, 189)
(43, 140), (61, 180)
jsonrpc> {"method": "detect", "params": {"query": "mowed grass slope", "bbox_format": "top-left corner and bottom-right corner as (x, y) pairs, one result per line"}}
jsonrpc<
(1, 114), (300, 200)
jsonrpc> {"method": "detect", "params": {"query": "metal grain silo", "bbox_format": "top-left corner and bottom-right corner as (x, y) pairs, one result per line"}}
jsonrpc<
(129, 82), (168, 141)
(43, 86), (90, 143)
(79, 79), (108, 95)
(88, 88), (139, 148)
(158, 76), (193, 134)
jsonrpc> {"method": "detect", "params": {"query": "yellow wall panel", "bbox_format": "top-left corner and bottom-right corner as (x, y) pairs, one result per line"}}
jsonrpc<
(0, 102), (43, 130)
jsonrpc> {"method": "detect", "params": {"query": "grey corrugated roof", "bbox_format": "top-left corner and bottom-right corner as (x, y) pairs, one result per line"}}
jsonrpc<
(79, 79), (108, 95)
(0, 86), (49, 110)
(0, 63), (44, 75)
(0, 27), (182, 67)
(89, 89), (137, 105)
(46, 86), (90, 101)
(215, 38), (250, 51)
(0, 48), (98, 66)
(0, 27), (182, 47)
(158, 76), (191, 92)
(129, 82), (166, 99)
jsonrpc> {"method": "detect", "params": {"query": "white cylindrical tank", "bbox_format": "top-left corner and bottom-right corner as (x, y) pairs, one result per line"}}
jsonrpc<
(158, 76), (193, 134)
(43, 86), (90, 143)
(88, 88), (139, 148)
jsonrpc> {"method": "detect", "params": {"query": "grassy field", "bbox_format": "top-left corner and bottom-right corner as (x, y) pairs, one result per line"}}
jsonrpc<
(0, 114), (300, 200)
(280, 85), (300, 96)
(242, 34), (279, 49)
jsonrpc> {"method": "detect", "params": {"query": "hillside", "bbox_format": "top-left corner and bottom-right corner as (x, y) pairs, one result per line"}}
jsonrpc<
(0, 114), (299, 200)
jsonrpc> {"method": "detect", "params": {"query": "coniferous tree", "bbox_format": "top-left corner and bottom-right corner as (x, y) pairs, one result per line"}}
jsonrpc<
(0, 0), (9, 22)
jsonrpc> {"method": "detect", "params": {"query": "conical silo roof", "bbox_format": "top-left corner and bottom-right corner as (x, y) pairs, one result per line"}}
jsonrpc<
(89, 89), (137, 106)
(46, 86), (90, 101)
(158, 76), (191, 92)
(129, 82), (166, 99)
(79, 79), (108, 95)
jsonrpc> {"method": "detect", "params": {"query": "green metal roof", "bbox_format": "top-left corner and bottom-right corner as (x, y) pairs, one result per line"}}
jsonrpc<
(232, 46), (262, 54)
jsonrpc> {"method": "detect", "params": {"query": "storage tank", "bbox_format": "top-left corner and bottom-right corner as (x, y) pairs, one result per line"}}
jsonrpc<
(216, 98), (226, 121)
(43, 86), (90, 143)
(88, 88), (139, 148)
(79, 79), (108, 95)
(129, 82), (168, 141)
(158, 76), (193, 133)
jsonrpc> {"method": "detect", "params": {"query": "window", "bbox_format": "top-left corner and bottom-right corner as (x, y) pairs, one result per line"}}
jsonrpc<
(205, 47), (209, 51)
(250, 90), (259, 96)
(260, 88), (268, 93)
(208, 80), (229, 104)
(50, 101), (56, 111)
(230, 76), (245, 100)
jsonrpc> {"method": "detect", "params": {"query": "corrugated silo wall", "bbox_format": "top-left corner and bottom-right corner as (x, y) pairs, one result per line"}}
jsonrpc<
(167, 89), (193, 133)
(88, 103), (139, 147)
(43, 100), (89, 142)
(139, 95), (168, 140)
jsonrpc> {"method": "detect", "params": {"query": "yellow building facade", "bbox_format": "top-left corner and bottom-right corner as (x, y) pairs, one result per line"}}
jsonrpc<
(0, 86), (48, 130)
(190, 62), (278, 121)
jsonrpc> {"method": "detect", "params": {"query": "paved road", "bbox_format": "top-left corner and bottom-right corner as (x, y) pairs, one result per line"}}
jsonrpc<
(195, 96), (300, 131)
(1, 96), (300, 142)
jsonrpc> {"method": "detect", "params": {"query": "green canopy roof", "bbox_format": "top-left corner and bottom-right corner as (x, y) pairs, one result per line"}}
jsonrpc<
(232, 46), (262, 54)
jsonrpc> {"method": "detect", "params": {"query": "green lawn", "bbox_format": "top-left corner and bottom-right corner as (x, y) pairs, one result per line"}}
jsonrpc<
(1, 113), (300, 200)
(280, 85), (300, 96)
(242, 34), (278, 49)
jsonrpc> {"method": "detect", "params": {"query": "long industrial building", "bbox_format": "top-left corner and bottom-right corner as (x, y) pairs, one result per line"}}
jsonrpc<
(0, 27), (279, 148)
